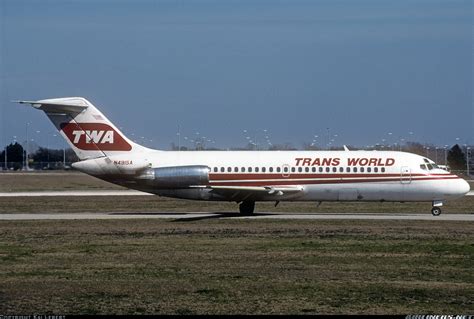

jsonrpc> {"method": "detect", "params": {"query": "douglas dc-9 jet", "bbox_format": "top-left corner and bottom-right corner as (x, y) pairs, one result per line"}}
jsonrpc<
(16, 97), (469, 215)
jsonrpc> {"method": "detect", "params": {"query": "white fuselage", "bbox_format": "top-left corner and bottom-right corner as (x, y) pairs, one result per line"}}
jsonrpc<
(74, 149), (470, 203)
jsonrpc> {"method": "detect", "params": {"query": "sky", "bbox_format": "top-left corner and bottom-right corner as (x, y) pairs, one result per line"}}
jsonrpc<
(0, 0), (472, 150)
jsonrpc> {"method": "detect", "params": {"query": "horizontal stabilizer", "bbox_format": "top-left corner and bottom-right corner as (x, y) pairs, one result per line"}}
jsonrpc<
(14, 97), (89, 114)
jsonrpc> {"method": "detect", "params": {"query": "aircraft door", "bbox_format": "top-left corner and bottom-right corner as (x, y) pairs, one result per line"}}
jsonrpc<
(401, 166), (411, 184)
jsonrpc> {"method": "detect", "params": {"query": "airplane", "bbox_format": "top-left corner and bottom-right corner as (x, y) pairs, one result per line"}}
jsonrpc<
(15, 97), (470, 216)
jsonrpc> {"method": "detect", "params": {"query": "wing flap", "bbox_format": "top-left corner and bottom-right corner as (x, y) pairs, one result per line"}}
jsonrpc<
(191, 185), (303, 198)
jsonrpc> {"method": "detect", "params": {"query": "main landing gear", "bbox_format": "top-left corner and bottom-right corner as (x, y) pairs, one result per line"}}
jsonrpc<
(431, 200), (443, 216)
(239, 201), (255, 215)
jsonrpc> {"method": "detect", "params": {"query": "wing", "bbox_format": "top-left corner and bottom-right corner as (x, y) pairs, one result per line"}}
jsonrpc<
(191, 185), (304, 201)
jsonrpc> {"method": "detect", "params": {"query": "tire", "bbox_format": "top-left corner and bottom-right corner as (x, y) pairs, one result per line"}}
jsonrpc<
(431, 207), (441, 216)
(239, 201), (255, 215)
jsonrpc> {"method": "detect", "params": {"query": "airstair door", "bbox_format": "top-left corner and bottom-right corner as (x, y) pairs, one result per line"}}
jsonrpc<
(401, 166), (411, 184)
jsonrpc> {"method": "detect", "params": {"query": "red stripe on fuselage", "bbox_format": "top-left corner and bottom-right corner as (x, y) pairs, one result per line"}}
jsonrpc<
(208, 175), (460, 186)
(208, 173), (457, 181)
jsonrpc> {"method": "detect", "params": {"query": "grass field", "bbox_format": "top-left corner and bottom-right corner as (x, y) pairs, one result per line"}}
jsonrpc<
(0, 171), (125, 192)
(0, 219), (473, 314)
(0, 171), (472, 314)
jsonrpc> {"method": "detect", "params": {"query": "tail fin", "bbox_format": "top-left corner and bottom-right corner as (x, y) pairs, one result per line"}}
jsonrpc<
(15, 97), (149, 160)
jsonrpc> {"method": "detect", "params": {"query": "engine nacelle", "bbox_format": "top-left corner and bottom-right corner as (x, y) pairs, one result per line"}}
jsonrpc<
(136, 165), (210, 189)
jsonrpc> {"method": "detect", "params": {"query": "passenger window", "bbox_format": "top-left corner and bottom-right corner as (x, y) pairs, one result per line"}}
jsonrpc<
(346, 167), (350, 173)
(298, 167), (303, 173)
(374, 167), (378, 173)
(367, 167), (371, 173)
(234, 167), (238, 172)
(248, 167), (253, 172)
(339, 167), (344, 173)
(269, 167), (274, 173)
(319, 167), (323, 173)
(332, 167), (337, 172)
(241, 167), (246, 173)
(284, 167), (289, 173)
(255, 167), (259, 173)
(326, 167), (330, 172)
(277, 167), (281, 173)
(291, 167), (296, 173)
(227, 167), (232, 172)
(361, 167), (365, 173)
(381, 167), (385, 173)
(213, 167), (218, 173)
(354, 167), (358, 173)
(312, 167), (316, 173)
(262, 167), (266, 173)
(220, 167), (225, 173)
(305, 167), (309, 173)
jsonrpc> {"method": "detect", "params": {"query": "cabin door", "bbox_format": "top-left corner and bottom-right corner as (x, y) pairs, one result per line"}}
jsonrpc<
(400, 166), (411, 184)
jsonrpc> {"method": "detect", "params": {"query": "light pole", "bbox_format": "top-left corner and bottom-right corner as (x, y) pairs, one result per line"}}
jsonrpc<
(444, 145), (448, 166)
(195, 132), (200, 150)
(399, 137), (405, 151)
(387, 132), (393, 150)
(310, 135), (319, 149)
(176, 124), (181, 151)
(3, 144), (7, 170)
(25, 122), (30, 170)
(467, 146), (471, 176)
(326, 128), (330, 150)
(243, 129), (258, 150)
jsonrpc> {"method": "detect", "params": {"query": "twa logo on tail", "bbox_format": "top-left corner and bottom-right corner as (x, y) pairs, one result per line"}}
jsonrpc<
(60, 123), (132, 151)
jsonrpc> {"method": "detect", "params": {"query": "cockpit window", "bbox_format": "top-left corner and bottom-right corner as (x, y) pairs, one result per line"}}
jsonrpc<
(421, 158), (439, 170)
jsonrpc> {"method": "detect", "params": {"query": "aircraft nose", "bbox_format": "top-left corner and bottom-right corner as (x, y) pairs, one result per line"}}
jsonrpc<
(442, 178), (470, 199)
(458, 178), (471, 196)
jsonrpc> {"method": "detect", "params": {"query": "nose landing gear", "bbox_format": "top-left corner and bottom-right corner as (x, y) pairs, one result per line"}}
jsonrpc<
(431, 207), (442, 216)
(431, 200), (443, 216)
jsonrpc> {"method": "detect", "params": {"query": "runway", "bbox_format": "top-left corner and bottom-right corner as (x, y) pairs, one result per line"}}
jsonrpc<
(0, 190), (473, 197)
(0, 190), (152, 197)
(0, 212), (473, 221)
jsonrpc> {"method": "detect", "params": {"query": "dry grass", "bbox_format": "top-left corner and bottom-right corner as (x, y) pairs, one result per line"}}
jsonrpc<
(0, 172), (472, 314)
(0, 219), (472, 314)
(0, 171), (124, 192)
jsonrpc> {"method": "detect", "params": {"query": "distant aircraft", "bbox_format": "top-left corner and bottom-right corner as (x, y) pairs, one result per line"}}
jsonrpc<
(16, 97), (470, 216)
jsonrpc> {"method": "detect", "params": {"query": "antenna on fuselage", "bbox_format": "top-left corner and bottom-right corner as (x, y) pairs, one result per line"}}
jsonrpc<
(343, 145), (350, 151)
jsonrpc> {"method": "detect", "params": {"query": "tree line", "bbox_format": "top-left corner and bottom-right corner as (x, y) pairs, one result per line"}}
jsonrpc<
(0, 142), (79, 170)
(1, 141), (470, 174)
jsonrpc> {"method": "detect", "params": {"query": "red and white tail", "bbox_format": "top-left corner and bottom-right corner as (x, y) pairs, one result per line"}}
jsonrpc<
(16, 97), (149, 160)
